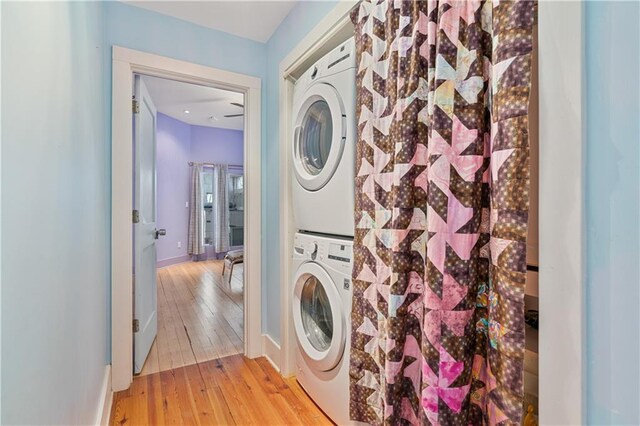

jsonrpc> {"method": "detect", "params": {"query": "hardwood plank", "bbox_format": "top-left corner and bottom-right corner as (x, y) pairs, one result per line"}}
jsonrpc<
(253, 358), (331, 425)
(115, 262), (333, 425)
(129, 373), (150, 425)
(110, 390), (133, 426)
(222, 356), (290, 424)
(112, 355), (332, 426)
(244, 358), (308, 425)
(159, 368), (194, 425)
(204, 384), (236, 425)
(284, 376), (335, 426)
(208, 357), (268, 425)
(182, 363), (219, 424)
(146, 373), (165, 426)
(139, 260), (243, 376)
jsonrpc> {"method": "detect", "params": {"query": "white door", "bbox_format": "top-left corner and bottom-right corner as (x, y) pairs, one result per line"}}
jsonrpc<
(292, 83), (346, 191)
(133, 75), (162, 374)
(292, 262), (346, 371)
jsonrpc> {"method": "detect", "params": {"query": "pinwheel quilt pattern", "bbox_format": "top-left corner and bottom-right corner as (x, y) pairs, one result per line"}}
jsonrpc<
(349, 1), (535, 424)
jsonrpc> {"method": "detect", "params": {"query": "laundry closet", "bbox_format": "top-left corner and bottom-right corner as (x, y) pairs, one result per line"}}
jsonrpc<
(289, 39), (357, 426)
(285, 3), (541, 425)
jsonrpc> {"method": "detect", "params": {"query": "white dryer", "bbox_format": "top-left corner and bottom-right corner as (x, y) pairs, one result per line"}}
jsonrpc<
(292, 232), (353, 425)
(291, 38), (356, 237)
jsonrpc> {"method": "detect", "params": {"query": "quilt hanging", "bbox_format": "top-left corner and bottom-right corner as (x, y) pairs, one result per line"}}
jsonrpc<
(349, 0), (535, 424)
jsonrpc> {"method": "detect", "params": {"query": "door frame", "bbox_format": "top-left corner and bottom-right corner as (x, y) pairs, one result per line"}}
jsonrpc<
(278, 1), (585, 424)
(111, 46), (262, 391)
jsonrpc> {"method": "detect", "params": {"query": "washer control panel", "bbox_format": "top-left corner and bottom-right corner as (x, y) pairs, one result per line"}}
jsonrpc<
(328, 242), (350, 263)
(294, 233), (353, 276)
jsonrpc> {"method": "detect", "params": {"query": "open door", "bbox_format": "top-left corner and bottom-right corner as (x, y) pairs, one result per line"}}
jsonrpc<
(133, 75), (162, 374)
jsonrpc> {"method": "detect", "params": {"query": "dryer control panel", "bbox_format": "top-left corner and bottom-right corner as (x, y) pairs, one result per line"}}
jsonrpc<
(295, 37), (356, 95)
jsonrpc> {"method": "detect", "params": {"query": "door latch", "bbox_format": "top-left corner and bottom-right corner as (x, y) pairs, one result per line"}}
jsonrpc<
(133, 319), (140, 333)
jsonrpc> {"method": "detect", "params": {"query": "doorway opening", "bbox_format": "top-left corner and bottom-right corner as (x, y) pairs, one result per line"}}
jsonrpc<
(132, 74), (247, 376)
(111, 47), (262, 392)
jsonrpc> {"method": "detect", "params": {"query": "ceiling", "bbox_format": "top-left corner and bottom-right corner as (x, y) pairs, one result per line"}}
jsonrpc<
(142, 75), (245, 130)
(122, 1), (297, 43)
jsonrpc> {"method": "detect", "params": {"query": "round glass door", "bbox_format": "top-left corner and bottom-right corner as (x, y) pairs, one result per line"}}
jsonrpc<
(292, 262), (345, 371)
(292, 83), (346, 192)
(298, 101), (333, 176)
(300, 275), (333, 351)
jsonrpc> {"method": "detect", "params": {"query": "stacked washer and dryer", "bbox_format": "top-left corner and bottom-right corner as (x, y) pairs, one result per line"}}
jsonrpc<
(291, 38), (356, 425)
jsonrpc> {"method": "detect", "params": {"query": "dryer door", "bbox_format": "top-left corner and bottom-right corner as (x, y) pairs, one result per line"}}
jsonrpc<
(293, 262), (345, 371)
(292, 83), (346, 192)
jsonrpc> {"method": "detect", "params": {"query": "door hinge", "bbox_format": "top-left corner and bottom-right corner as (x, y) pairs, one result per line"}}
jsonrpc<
(132, 99), (140, 114)
(133, 319), (140, 333)
(132, 209), (140, 223)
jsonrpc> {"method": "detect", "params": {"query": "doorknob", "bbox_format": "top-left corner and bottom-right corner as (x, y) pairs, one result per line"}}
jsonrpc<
(154, 228), (166, 239)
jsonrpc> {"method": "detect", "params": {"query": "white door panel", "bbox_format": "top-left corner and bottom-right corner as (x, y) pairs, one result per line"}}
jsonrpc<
(133, 75), (159, 374)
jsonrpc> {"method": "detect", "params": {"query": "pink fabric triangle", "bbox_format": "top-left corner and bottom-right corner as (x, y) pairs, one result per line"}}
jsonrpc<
(491, 148), (515, 182)
(490, 237), (512, 266)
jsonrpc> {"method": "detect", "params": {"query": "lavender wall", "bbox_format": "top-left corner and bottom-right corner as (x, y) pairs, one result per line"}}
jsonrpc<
(190, 125), (244, 261)
(190, 125), (244, 164)
(156, 113), (192, 266)
(156, 113), (244, 266)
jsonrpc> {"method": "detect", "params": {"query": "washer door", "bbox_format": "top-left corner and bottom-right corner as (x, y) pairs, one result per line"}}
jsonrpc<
(292, 262), (345, 371)
(292, 83), (346, 192)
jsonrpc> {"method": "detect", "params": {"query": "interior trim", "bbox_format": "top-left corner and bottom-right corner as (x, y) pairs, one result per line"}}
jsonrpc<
(262, 334), (282, 373)
(111, 46), (262, 391)
(538, 2), (585, 423)
(95, 365), (113, 426)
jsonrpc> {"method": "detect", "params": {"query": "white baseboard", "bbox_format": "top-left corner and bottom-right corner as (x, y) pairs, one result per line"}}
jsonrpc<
(262, 334), (281, 372)
(95, 365), (113, 426)
(156, 254), (191, 269)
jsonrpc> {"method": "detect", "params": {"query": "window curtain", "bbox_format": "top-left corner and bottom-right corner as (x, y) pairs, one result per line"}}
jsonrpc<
(212, 164), (230, 253)
(188, 163), (205, 256)
(349, 1), (534, 425)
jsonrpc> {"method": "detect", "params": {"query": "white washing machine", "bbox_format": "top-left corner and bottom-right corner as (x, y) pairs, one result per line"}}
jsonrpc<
(291, 38), (356, 237)
(292, 232), (353, 424)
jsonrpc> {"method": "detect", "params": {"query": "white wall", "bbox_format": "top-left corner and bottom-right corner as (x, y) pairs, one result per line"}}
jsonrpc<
(1, 2), (109, 424)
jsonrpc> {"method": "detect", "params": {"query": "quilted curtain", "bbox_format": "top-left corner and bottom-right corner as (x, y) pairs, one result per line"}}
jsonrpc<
(212, 164), (230, 253)
(349, 1), (535, 425)
(188, 163), (205, 256)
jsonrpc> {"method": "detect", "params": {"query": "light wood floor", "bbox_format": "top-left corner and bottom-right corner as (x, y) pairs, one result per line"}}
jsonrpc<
(140, 260), (245, 376)
(110, 354), (333, 425)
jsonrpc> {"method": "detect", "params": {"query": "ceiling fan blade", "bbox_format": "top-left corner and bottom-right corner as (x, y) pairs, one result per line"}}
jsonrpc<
(224, 114), (244, 118)
(230, 102), (245, 109)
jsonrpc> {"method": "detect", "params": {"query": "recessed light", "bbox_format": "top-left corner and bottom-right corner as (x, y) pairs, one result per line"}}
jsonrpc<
(183, 109), (190, 114)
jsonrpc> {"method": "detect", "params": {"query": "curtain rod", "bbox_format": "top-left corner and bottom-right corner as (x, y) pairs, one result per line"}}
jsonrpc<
(188, 161), (243, 168)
